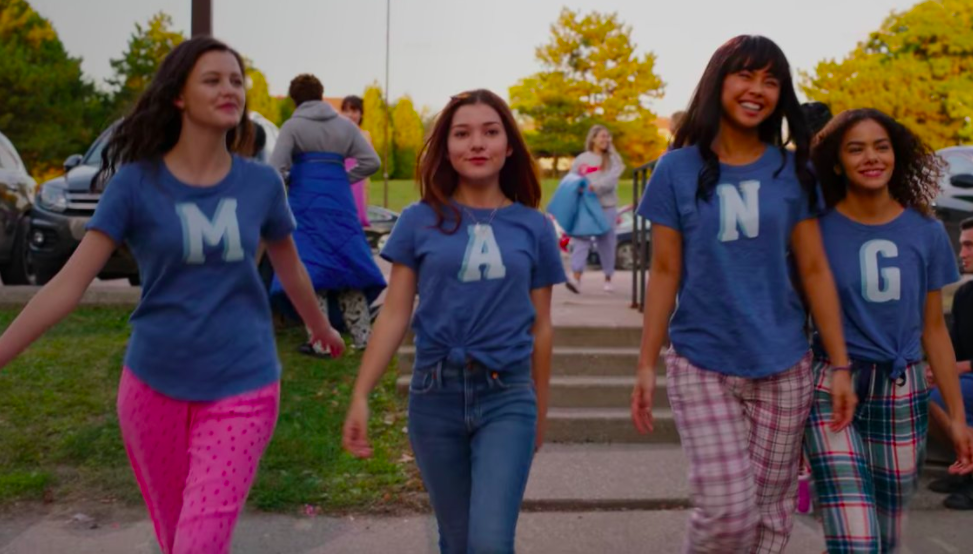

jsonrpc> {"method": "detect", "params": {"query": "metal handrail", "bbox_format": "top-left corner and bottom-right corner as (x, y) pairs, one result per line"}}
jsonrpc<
(630, 158), (659, 313)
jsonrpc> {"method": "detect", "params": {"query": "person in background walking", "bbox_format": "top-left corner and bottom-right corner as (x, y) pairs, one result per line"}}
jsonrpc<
(565, 124), (624, 293)
(340, 95), (372, 228)
(631, 35), (851, 553)
(0, 37), (344, 554)
(342, 89), (565, 554)
(269, 75), (385, 354)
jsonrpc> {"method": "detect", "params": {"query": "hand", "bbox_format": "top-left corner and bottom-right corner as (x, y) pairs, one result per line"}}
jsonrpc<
(829, 369), (857, 432)
(631, 369), (656, 434)
(342, 395), (373, 459)
(946, 421), (973, 475)
(925, 366), (936, 388)
(310, 324), (345, 358)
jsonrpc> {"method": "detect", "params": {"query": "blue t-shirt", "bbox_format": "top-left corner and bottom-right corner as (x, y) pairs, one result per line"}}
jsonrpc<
(381, 201), (566, 371)
(815, 208), (960, 373)
(87, 156), (296, 401)
(637, 145), (821, 377)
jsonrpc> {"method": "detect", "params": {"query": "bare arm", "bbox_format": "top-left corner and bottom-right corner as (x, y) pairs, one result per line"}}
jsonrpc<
(791, 219), (849, 367)
(530, 286), (554, 450)
(924, 290), (967, 424)
(637, 224), (681, 373)
(352, 263), (417, 400)
(264, 236), (338, 347)
(0, 231), (115, 367)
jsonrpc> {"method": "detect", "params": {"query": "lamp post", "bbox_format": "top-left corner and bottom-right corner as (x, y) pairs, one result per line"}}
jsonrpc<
(191, 0), (212, 36)
(383, 0), (391, 208)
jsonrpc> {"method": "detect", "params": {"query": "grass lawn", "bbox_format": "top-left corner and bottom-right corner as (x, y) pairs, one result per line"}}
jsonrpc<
(0, 307), (418, 514)
(369, 178), (637, 214)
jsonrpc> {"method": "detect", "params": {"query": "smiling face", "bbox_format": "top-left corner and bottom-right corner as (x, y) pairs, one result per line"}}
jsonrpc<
(720, 66), (780, 131)
(837, 118), (896, 194)
(175, 50), (246, 131)
(447, 102), (512, 188)
(593, 129), (611, 153)
(342, 107), (362, 126)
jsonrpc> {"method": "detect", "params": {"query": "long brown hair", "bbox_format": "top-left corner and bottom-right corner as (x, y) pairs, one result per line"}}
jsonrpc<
(95, 36), (253, 189)
(417, 89), (541, 233)
(811, 108), (943, 215)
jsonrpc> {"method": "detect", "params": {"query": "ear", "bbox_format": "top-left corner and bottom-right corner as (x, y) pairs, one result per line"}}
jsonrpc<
(174, 94), (185, 110)
(506, 146), (513, 158)
(833, 165), (842, 175)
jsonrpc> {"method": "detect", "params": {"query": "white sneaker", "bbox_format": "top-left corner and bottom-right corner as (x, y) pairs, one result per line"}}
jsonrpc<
(603, 281), (614, 293)
(566, 276), (581, 294)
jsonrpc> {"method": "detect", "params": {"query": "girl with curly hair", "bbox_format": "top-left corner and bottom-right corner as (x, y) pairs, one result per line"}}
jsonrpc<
(805, 108), (973, 552)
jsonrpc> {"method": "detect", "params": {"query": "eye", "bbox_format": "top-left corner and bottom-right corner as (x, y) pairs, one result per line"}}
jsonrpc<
(764, 78), (780, 88)
(737, 70), (753, 79)
(452, 130), (468, 138)
(486, 128), (500, 136)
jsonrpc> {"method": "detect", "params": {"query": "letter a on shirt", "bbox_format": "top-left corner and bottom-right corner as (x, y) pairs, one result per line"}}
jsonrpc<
(176, 198), (244, 264)
(717, 180), (761, 242)
(458, 224), (507, 282)
(860, 239), (901, 303)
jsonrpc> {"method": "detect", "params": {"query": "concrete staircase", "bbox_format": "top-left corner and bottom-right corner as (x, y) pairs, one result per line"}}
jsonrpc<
(396, 325), (681, 444)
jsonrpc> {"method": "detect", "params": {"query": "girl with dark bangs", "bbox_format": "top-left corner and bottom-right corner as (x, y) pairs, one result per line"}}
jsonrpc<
(0, 37), (344, 554)
(342, 89), (565, 553)
(805, 108), (973, 552)
(631, 35), (851, 552)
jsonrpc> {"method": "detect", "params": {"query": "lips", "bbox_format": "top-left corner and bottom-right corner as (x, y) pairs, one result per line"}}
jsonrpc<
(218, 103), (240, 112)
(740, 101), (763, 113)
(468, 157), (489, 164)
(859, 168), (886, 178)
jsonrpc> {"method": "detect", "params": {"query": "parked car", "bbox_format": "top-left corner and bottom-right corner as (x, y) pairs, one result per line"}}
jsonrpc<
(563, 204), (651, 271)
(935, 147), (973, 255)
(0, 131), (37, 284)
(365, 205), (398, 252)
(29, 113), (281, 285)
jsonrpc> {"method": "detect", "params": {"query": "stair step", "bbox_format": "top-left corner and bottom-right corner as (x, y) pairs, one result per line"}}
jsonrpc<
(396, 346), (663, 377)
(394, 375), (669, 409)
(546, 408), (679, 444)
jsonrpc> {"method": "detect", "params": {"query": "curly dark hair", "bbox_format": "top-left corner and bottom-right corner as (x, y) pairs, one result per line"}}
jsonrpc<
(289, 74), (324, 107)
(811, 108), (944, 215)
(94, 36), (253, 189)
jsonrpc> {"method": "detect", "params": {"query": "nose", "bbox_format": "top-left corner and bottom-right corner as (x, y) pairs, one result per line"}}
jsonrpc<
(469, 132), (486, 150)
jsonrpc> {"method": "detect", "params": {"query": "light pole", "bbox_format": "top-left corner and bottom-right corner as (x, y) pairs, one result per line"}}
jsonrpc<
(383, 0), (391, 208)
(191, 0), (212, 36)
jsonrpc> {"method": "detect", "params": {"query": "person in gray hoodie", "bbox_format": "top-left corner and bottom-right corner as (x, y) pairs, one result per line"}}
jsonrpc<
(566, 124), (625, 293)
(268, 74), (385, 355)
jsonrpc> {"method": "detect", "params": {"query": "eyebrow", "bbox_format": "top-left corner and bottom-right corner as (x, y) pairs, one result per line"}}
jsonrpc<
(845, 138), (891, 147)
(451, 121), (503, 129)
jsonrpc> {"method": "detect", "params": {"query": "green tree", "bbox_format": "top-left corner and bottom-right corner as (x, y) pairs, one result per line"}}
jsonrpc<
(802, 0), (973, 149)
(391, 95), (424, 179)
(245, 62), (276, 121)
(107, 12), (184, 116)
(510, 8), (667, 170)
(0, 0), (108, 175)
(362, 83), (393, 178)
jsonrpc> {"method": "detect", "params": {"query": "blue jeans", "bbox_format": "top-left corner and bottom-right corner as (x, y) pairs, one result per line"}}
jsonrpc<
(408, 358), (537, 554)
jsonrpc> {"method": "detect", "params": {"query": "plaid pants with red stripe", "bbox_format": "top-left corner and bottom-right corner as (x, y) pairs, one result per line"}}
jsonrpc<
(667, 348), (814, 554)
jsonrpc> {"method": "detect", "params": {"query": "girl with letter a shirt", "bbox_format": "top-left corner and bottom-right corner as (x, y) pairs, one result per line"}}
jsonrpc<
(0, 37), (343, 554)
(631, 35), (851, 553)
(804, 108), (973, 553)
(342, 89), (565, 554)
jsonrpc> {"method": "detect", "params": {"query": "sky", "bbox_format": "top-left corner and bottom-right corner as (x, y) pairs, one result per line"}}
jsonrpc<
(30, 0), (920, 118)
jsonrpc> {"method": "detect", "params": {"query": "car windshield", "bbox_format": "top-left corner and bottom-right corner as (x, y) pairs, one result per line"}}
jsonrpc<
(83, 133), (110, 166)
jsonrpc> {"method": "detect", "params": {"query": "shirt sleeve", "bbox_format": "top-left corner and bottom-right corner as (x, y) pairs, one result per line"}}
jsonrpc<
(636, 154), (681, 231)
(345, 125), (381, 184)
(262, 170), (297, 241)
(532, 216), (567, 289)
(268, 123), (296, 178)
(380, 204), (419, 270)
(928, 220), (961, 291)
(85, 165), (136, 244)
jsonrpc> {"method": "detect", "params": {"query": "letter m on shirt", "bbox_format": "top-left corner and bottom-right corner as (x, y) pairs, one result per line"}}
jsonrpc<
(717, 181), (760, 242)
(176, 199), (244, 264)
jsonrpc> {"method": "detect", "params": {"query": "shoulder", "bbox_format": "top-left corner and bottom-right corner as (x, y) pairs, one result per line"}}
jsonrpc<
(399, 201), (436, 223)
(513, 203), (550, 227)
(235, 157), (285, 193)
(657, 146), (700, 167)
(903, 207), (946, 234)
(103, 161), (152, 195)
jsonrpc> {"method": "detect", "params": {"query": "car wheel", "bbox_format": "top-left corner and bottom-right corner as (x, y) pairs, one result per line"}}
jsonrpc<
(0, 217), (36, 285)
(32, 258), (60, 286)
(615, 241), (635, 271)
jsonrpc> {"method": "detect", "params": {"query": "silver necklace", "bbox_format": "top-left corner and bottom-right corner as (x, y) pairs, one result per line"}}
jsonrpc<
(461, 199), (507, 235)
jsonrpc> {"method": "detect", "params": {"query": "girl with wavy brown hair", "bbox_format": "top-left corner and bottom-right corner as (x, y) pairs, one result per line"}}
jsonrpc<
(342, 89), (565, 553)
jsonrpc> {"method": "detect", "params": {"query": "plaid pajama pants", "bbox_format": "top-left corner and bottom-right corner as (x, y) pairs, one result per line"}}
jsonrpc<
(666, 348), (814, 554)
(804, 358), (929, 554)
